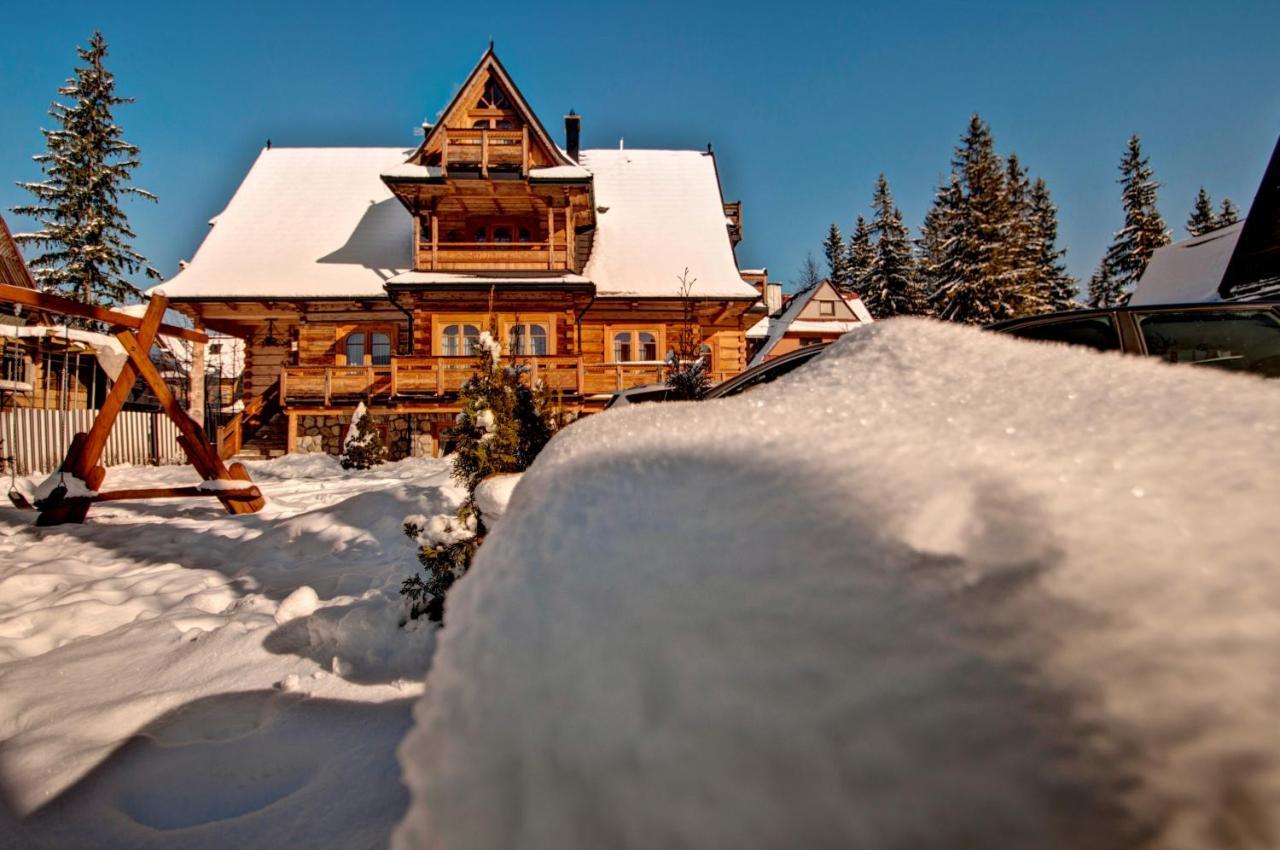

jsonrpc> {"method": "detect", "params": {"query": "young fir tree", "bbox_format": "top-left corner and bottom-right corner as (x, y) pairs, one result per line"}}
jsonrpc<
(665, 269), (712, 400)
(12, 31), (160, 307)
(845, 215), (875, 297)
(926, 114), (1026, 323)
(1028, 178), (1078, 310)
(822, 223), (849, 290)
(401, 328), (554, 622)
(1090, 135), (1170, 307)
(1186, 187), (1218, 237)
(863, 175), (926, 317)
(339, 402), (388, 470)
(1218, 197), (1241, 227)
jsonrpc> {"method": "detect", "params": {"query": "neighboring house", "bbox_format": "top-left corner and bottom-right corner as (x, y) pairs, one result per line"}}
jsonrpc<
(747, 280), (873, 366)
(156, 47), (764, 459)
(1133, 134), (1280, 305)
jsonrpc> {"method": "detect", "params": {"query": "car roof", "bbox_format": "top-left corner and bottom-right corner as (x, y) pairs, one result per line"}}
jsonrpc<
(985, 299), (1280, 331)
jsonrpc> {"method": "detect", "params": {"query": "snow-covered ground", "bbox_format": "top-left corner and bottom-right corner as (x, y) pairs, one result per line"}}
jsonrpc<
(396, 319), (1280, 850)
(0, 454), (457, 849)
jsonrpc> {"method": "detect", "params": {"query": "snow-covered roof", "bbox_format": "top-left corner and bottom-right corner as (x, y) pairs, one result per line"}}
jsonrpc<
(156, 148), (413, 300)
(749, 283), (872, 365)
(159, 147), (759, 302)
(1130, 223), (1242, 306)
(0, 324), (129, 380)
(579, 150), (760, 299)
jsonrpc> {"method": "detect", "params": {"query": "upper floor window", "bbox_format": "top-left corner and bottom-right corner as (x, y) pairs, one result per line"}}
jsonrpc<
(819, 300), (836, 316)
(344, 331), (392, 366)
(508, 323), (549, 356)
(477, 79), (511, 110)
(613, 330), (659, 362)
(441, 324), (480, 357)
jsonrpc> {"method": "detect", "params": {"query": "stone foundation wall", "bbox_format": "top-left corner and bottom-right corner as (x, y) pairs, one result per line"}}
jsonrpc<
(295, 412), (442, 460)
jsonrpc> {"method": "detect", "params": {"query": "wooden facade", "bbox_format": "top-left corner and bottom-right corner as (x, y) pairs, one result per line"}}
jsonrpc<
(164, 48), (763, 459)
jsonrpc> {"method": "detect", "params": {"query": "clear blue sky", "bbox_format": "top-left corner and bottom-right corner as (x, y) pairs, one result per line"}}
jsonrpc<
(2, 0), (1278, 293)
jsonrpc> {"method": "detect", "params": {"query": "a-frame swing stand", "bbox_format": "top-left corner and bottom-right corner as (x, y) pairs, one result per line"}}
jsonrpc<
(0, 284), (265, 525)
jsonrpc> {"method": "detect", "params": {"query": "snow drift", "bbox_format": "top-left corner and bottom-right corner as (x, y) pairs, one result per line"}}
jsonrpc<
(395, 318), (1280, 850)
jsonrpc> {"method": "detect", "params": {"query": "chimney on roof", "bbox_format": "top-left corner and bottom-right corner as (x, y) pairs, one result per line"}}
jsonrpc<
(564, 111), (581, 162)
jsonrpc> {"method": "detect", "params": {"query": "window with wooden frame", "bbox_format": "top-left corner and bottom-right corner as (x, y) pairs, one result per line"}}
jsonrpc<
(818, 300), (836, 316)
(507, 323), (549, 356)
(341, 328), (395, 366)
(468, 219), (534, 244)
(439, 323), (481, 357)
(609, 327), (663, 363)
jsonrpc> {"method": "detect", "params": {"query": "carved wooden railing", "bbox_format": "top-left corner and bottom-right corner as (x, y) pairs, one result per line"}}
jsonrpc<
(217, 377), (282, 460)
(279, 357), (737, 406)
(440, 127), (529, 175)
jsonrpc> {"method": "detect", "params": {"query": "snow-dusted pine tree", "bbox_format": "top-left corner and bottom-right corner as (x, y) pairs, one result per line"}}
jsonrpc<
(1218, 197), (1241, 227)
(12, 32), (160, 307)
(1090, 135), (1170, 307)
(1186, 187), (1218, 237)
(1002, 153), (1040, 312)
(926, 115), (1027, 323)
(339, 402), (388, 470)
(845, 216), (875, 298)
(822, 224), (849, 290)
(401, 328), (555, 622)
(1028, 178), (1078, 311)
(863, 175), (927, 317)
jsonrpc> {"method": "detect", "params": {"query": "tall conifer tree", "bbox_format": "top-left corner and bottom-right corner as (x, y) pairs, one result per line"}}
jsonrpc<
(822, 223), (849, 289)
(863, 175), (926, 317)
(1186, 187), (1218, 237)
(845, 215), (875, 297)
(1028, 178), (1077, 310)
(12, 31), (160, 306)
(1089, 135), (1169, 307)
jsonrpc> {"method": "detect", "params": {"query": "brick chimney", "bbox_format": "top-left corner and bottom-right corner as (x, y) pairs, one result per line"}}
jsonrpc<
(564, 111), (581, 162)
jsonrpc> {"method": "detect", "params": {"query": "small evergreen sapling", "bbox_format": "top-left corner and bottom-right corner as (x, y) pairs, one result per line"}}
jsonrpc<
(339, 402), (387, 470)
(400, 328), (555, 622)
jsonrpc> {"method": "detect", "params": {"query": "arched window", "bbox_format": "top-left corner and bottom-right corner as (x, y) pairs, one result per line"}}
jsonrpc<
(699, 342), (714, 368)
(441, 324), (480, 356)
(638, 332), (658, 361)
(613, 332), (632, 363)
(508, 324), (549, 356)
(370, 333), (392, 366)
(345, 334), (365, 365)
(344, 330), (395, 366)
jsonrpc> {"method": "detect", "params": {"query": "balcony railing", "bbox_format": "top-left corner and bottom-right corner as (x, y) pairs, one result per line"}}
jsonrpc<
(279, 357), (736, 406)
(440, 127), (529, 176)
(414, 241), (556, 272)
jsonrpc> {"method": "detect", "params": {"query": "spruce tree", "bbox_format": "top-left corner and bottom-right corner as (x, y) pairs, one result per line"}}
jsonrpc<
(339, 402), (388, 470)
(1218, 197), (1240, 227)
(1002, 154), (1040, 312)
(12, 31), (159, 306)
(1186, 187), (1218, 237)
(926, 114), (1027, 323)
(822, 223), (849, 289)
(1092, 135), (1170, 307)
(863, 175), (926, 317)
(845, 215), (875, 297)
(1028, 178), (1077, 310)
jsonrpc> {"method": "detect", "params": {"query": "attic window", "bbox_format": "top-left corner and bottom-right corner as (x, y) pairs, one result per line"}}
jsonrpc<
(478, 79), (511, 110)
(819, 301), (835, 316)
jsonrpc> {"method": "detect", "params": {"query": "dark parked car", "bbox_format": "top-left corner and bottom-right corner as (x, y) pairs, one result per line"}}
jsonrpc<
(987, 300), (1280, 378)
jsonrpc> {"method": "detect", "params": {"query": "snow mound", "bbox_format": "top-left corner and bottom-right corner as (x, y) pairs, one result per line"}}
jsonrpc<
(472, 473), (523, 526)
(275, 586), (319, 624)
(395, 318), (1280, 850)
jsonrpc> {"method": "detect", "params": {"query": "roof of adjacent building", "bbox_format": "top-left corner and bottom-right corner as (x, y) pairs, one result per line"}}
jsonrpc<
(156, 146), (759, 302)
(747, 280), (872, 366)
(1130, 222), (1243, 306)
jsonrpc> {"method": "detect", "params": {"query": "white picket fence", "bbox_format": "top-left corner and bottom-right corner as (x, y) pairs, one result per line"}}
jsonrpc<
(0, 408), (185, 477)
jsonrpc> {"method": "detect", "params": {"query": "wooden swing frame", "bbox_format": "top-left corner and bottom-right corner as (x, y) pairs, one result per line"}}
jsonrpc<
(0, 283), (265, 525)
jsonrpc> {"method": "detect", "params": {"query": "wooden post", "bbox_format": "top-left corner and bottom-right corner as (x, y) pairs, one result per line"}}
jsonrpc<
(615, 364), (623, 391)
(189, 326), (206, 427)
(481, 127), (489, 177)
(440, 126), (448, 174)
(576, 357), (585, 394)
(521, 126), (529, 175)
(323, 368), (332, 406)
(286, 412), (297, 454)
(436, 361), (444, 395)
(530, 357), (539, 386)
(430, 215), (438, 271)
(547, 206), (555, 270)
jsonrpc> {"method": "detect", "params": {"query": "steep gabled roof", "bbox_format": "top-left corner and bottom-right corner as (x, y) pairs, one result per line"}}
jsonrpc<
(0, 212), (38, 292)
(748, 281), (872, 365)
(408, 46), (576, 170)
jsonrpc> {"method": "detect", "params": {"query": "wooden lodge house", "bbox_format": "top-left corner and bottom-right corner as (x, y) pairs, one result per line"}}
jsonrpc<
(157, 47), (766, 459)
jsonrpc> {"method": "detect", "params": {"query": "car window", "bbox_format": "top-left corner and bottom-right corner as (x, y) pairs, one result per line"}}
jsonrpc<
(1134, 309), (1280, 378)
(711, 349), (823, 399)
(1003, 316), (1121, 352)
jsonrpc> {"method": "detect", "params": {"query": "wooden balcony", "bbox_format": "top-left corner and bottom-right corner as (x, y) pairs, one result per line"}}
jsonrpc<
(414, 241), (557, 272)
(440, 127), (529, 176)
(280, 357), (736, 407)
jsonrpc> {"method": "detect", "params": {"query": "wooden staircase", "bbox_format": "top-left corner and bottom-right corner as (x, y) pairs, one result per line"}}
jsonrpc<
(216, 378), (284, 461)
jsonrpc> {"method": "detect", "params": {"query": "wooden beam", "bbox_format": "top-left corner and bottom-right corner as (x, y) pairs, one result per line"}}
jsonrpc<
(94, 485), (263, 503)
(0, 283), (208, 343)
